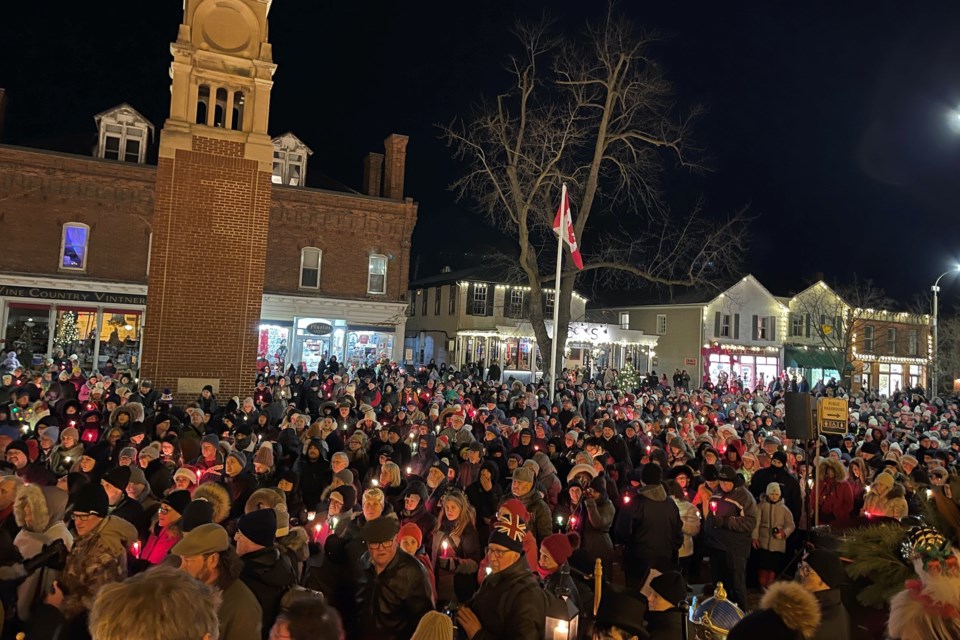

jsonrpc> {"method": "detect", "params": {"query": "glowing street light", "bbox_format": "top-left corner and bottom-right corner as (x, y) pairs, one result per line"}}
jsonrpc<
(931, 265), (960, 394)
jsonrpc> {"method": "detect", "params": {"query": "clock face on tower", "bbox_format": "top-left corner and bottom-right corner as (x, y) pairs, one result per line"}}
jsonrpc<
(193, 0), (258, 56)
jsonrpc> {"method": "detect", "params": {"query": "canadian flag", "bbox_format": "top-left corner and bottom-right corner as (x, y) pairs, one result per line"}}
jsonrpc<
(553, 184), (584, 270)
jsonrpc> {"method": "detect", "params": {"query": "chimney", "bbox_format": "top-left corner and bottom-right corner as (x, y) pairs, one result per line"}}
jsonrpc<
(362, 152), (383, 197)
(383, 133), (408, 200)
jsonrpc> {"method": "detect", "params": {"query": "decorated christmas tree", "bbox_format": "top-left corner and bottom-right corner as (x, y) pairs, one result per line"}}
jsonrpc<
(54, 311), (80, 348)
(616, 357), (640, 391)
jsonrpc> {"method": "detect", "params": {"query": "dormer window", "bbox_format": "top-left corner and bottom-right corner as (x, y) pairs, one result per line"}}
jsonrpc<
(270, 133), (313, 187)
(94, 104), (154, 164)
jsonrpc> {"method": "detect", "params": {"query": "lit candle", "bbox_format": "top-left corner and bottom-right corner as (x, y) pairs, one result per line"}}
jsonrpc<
(556, 516), (564, 526)
(441, 539), (449, 558)
(372, 479), (379, 487)
(406, 467), (412, 475)
(485, 566), (492, 576)
(131, 541), (141, 557)
(330, 517), (338, 529)
(307, 511), (316, 522)
(710, 500), (718, 514)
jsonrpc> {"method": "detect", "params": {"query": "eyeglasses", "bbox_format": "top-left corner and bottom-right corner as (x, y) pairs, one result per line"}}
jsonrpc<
(158, 506), (173, 514)
(487, 547), (512, 558)
(72, 513), (97, 522)
(367, 539), (395, 550)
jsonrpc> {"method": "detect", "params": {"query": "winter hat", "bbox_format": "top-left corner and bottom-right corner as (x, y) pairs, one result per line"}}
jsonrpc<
(541, 532), (580, 566)
(237, 508), (277, 547)
(329, 485), (357, 510)
(510, 467), (535, 485)
(40, 426), (60, 442)
(128, 466), (148, 487)
(227, 450), (247, 468)
(201, 434), (220, 449)
(804, 549), (847, 589)
(119, 446), (137, 462)
(566, 463), (598, 483)
(61, 426), (79, 442)
(361, 515), (400, 544)
(254, 444), (274, 468)
(174, 467), (198, 486)
(5, 441), (29, 459)
(589, 475), (608, 498)
(499, 498), (530, 521)
(565, 430), (580, 442)
(640, 463), (663, 486)
(771, 451), (788, 466)
(766, 482), (782, 497)
(139, 442), (162, 462)
(181, 499), (215, 532)
(488, 511), (527, 553)
(398, 521), (423, 547)
(874, 472), (894, 490)
(410, 611), (454, 640)
(163, 490), (192, 516)
(333, 469), (355, 486)
(102, 466), (132, 493)
(899, 454), (918, 468)
(73, 484), (109, 517)
(727, 582), (821, 640)
(649, 571), (687, 607)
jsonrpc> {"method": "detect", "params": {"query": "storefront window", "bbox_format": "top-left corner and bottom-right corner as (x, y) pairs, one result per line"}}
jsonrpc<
(505, 338), (533, 371)
(258, 324), (290, 371)
(708, 353), (732, 384)
(876, 363), (904, 397)
(53, 308), (98, 372)
(4, 304), (50, 368)
(346, 330), (393, 367)
(909, 364), (921, 387)
(98, 311), (141, 374)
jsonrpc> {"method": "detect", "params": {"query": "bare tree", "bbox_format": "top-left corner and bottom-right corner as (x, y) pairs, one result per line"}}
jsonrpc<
(441, 8), (749, 381)
(790, 276), (891, 385)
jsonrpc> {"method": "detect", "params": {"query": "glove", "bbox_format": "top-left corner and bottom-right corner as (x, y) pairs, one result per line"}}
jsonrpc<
(22, 539), (68, 573)
(456, 559), (479, 575)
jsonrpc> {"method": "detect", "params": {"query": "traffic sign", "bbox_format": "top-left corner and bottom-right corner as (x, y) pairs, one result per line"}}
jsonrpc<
(817, 397), (849, 435)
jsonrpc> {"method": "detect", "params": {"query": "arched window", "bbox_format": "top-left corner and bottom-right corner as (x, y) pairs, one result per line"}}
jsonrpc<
(60, 223), (90, 271)
(231, 91), (245, 130)
(213, 88), (227, 127)
(196, 85), (210, 125)
(300, 247), (322, 289)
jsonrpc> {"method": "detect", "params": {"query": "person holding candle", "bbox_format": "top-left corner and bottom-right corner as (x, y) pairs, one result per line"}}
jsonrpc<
(703, 465), (758, 610)
(399, 481), (436, 550)
(139, 489), (190, 565)
(430, 488), (482, 606)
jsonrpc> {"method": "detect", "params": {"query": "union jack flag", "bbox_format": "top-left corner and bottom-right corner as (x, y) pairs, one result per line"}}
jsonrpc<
(494, 512), (527, 542)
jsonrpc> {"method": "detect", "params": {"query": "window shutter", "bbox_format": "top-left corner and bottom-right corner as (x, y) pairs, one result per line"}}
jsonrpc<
(805, 314), (811, 338)
(834, 316), (842, 338)
(522, 292), (529, 317)
(769, 316), (776, 341)
(486, 286), (495, 316)
(466, 283), (476, 316)
(751, 315), (758, 341)
(734, 313), (740, 339)
(714, 312), (721, 337)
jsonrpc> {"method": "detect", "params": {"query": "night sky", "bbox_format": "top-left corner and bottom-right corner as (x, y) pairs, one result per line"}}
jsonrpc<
(3, 1), (960, 305)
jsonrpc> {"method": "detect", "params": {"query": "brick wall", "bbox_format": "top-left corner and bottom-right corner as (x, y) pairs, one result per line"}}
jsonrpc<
(266, 186), (417, 301)
(0, 146), (154, 281)
(140, 137), (271, 400)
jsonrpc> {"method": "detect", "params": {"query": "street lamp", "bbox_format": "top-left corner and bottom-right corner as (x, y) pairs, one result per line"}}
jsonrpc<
(931, 265), (960, 395)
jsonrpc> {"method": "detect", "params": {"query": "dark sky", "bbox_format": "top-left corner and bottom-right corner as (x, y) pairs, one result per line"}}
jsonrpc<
(4, 1), (960, 305)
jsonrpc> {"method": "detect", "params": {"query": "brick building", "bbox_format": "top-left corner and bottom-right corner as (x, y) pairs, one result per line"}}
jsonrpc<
(0, 0), (416, 396)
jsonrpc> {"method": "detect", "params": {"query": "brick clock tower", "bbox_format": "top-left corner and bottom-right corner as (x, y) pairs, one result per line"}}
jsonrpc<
(141, 0), (275, 399)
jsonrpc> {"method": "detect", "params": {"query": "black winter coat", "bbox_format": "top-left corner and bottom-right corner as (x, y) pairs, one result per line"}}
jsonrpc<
(467, 558), (547, 640)
(357, 550), (434, 640)
(619, 483), (683, 576)
(646, 608), (687, 640)
(749, 465), (802, 524)
(240, 547), (298, 639)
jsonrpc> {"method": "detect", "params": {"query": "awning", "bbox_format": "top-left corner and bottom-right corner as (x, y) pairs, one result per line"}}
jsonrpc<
(784, 345), (841, 370)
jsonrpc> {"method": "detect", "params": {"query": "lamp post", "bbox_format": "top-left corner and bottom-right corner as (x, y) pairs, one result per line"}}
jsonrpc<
(931, 266), (959, 395)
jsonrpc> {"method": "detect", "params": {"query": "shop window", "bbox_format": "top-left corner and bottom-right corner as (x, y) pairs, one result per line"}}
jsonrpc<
(909, 364), (921, 387)
(864, 326), (875, 352)
(448, 284), (457, 315)
(471, 284), (488, 315)
(435, 288), (442, 315)
(887, 328), (897, 355)
(60, 223), (90, 271)
(4, 305), (51, 369)
(98, 312), (141, 373)
(299, 248), (321, 289)
(367, 255), (387, 294)
(908, 329), (918, 356)
(421, 289), (428, 315)
(257, 324), (289, 370)
(619, 312), (629, 330)
(656, 314), (667, 335)
(54, 308), (98, 372)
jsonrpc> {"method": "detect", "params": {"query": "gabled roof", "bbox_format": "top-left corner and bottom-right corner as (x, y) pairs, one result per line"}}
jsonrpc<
(271, 131), (313, 156)
(789, 280), (848, 307)
(93, 103), (155, 135)
(709, 274), (790, 311)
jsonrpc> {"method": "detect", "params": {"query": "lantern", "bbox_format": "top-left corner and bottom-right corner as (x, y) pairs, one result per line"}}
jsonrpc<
(544, 565), (579, 640)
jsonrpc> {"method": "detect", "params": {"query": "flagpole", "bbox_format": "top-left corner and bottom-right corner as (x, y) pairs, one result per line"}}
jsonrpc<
(549, 183), (566, 395)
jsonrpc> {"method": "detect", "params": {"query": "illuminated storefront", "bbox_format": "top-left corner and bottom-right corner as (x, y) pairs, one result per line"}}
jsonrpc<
(702, 344), (781, 390)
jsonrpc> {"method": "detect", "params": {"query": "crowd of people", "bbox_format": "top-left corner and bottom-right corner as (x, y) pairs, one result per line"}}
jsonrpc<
(0, 353), (957, 639)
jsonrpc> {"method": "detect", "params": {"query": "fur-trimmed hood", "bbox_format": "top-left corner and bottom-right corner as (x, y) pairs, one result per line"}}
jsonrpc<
(14, 484), (51, 533)
(109, 402), (144, 427)
(817, 457), (847, 483)
(278, 525), (310, 562)
(759, 581), (821, 638)
(245, 487), (287, 514)
(192, 482), (231, 524)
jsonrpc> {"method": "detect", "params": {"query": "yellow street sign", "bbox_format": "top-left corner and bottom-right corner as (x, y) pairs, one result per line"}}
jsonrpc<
(817, 397), (848, 434)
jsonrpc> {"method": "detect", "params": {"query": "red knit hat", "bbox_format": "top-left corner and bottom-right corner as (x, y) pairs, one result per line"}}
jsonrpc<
(541, 532), (580, 566)
(398, 522), (423, 547)
(500, 498), (530, 521)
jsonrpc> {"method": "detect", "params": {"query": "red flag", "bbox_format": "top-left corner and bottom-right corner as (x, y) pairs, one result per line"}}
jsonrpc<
(553, 186), (584, 270)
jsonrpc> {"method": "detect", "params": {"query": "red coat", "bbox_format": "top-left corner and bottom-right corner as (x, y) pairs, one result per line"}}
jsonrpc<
(140, 524), (181, 565)
(809, 478), (854, 527)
